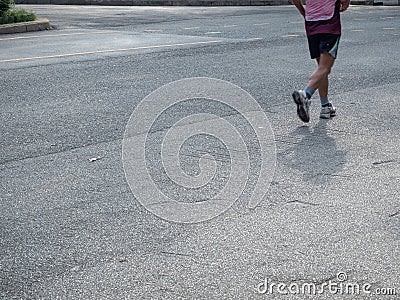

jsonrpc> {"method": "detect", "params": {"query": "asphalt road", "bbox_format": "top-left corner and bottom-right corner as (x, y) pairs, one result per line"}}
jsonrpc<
(1, 4), (399, 299)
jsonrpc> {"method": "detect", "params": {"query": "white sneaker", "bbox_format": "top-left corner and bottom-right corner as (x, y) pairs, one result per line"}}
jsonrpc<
(320, 103), (336, 119)
(292, 90), (311, 122)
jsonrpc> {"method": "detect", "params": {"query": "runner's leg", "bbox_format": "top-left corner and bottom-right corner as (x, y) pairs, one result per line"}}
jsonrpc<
(315, 56), (337, 118)
(316, 57), (330, 105)
(308, 52), (335, 92)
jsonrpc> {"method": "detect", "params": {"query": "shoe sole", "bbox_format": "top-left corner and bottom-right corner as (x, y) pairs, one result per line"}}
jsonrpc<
(320, 111), (336, 119)
(292, 91), (310, 122)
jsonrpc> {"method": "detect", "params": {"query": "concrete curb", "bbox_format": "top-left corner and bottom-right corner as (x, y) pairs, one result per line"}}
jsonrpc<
(374, 0), (400, 5)
(0, 18), (51, 34)
(351, 0), (374, 4)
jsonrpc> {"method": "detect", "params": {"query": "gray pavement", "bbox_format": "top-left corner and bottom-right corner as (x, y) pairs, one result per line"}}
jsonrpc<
(1, 5), (399, 299)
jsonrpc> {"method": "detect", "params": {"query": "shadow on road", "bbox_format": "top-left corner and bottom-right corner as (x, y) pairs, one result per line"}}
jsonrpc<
(281, 119), (347, 185)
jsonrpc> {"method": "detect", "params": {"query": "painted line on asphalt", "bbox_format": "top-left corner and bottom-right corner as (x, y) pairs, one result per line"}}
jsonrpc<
(223, 25), (238, 28)
(281, 34), (301, 38)
(182, 27), (200, 30)
(350, 29), (364, 32)
(0, 31), (115, 41)
(382, 28), (396, 30)
(204, 31), (222, 34)
(245, 37), (263, 41)
(144, 29), (163, 32)
(254, 23), (270, 26)
(0, 40), (226, 63)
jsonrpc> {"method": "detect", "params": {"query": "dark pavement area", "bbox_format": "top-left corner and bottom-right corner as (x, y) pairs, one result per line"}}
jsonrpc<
(1, 5), (399, 299)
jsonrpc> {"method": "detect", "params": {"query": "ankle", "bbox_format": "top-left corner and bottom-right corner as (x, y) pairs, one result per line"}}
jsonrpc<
(304, 86), (315, 99)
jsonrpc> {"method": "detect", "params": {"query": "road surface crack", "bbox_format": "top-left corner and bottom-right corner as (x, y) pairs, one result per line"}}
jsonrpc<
(372, 159), (396, 166)
(285, 200), (320, 206)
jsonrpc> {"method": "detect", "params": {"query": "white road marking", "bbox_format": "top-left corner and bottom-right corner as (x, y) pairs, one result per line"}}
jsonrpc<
(281, 34), (300, 38)
(223, 25), (238, 28)
(144, 29), (163, 32)
(254, 23), (270, 26)
(351, 29), (364, 32)
(0, 40), (225, 63)
(182, 27), (200, 30)
(0, 31), (115, 41)
(245, 37), (263, 41)
(204, 31), (222, 34)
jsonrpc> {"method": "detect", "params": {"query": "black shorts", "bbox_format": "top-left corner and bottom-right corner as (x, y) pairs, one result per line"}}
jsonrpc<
(307, 33), (341, 59)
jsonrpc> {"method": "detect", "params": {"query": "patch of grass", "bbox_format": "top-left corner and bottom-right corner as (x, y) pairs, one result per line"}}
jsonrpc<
(0, 8), (36, 25)
(0, 0), (14, 15)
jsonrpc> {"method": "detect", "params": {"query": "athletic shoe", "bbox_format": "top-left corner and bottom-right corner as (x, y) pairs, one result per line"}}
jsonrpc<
(320, 103), (336, 119)
(292, 90), (310, 123)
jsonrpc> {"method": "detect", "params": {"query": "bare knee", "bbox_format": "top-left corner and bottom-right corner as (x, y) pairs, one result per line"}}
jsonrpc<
(318, 52), (335, 76)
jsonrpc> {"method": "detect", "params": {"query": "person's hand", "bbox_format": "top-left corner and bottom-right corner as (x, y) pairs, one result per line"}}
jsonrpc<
(340, 0), (350, 12)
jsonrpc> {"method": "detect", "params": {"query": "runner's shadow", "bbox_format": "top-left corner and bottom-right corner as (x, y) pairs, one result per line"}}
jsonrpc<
(281, 119), (346, 185)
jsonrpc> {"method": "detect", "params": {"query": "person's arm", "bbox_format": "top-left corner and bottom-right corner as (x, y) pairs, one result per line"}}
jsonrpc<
(293, 0), (305, 18)
(340, 0), (350, 12)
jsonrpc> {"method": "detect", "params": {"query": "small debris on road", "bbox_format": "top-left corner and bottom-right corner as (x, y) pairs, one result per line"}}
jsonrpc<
(89, 156), (103, 162)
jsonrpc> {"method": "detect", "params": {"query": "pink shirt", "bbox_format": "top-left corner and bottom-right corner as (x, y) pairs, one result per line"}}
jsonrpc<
(306, 0), (337, 21)
(305, 0), (342, 36)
